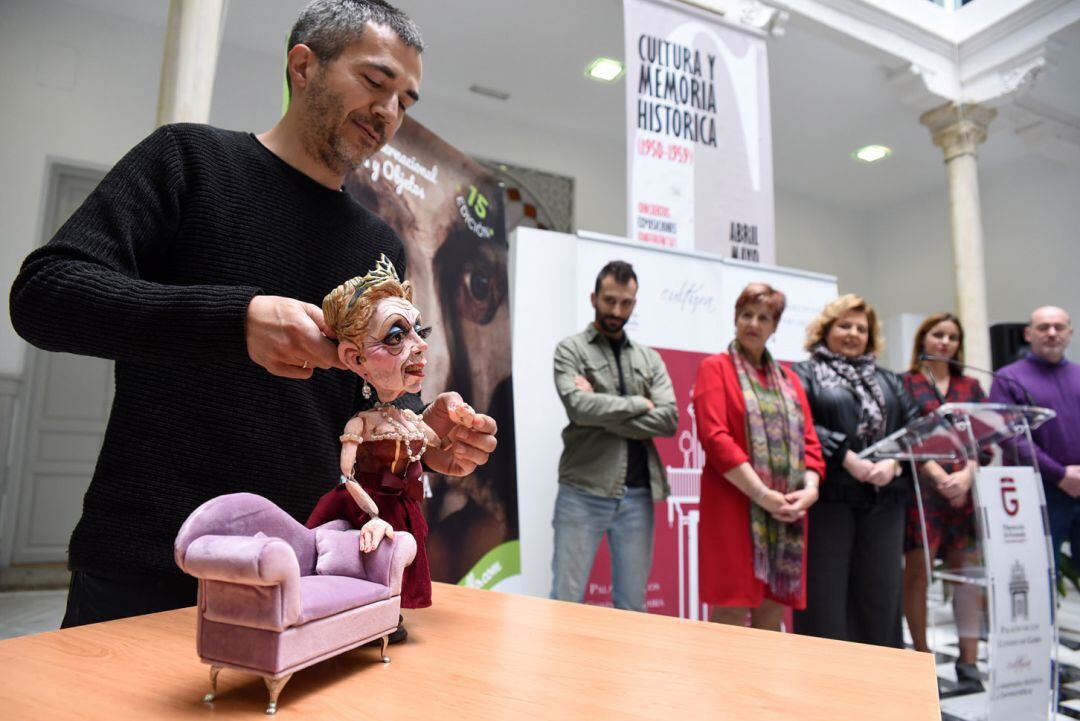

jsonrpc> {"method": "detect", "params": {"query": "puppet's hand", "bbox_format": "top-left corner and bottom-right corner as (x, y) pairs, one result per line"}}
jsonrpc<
(359, 518), (394, 553)
(423, 392), (497, 477)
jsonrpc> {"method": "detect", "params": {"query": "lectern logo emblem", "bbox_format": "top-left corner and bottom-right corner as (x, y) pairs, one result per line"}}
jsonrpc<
(1001, 476), (1019, 516)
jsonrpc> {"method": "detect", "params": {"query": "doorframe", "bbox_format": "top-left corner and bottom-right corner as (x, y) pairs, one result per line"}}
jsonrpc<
(1, 157), (109, 569)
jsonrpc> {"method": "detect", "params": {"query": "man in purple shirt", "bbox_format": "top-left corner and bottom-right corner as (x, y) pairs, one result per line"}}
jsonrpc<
(990, 306), (1080, 558)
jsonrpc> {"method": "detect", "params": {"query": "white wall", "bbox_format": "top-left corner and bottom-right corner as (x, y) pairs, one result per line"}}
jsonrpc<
(780, 152), (1080, 368)
(208, 41), (285, 135)
(4, 0), (1079, 380)
(871, 153), (1080, 362)
(0, 0), (165, 376)
(774, 187), (872, 297)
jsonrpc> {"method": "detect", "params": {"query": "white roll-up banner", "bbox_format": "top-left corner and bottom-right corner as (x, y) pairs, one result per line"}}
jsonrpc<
(624, 0), (775, 263)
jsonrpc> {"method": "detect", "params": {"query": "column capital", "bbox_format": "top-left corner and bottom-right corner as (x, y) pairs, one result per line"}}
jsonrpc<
(919, 102), (997, 162)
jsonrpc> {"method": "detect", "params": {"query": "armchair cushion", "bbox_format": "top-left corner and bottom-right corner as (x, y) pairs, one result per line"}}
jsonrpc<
(314, 528), (363, 578)
(296, 576), (390, 625)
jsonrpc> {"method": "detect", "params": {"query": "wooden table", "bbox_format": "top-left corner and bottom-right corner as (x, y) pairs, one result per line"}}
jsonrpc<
(0, 583), (938, 719)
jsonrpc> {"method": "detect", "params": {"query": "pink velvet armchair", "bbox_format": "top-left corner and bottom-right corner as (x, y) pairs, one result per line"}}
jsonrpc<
(174, 492), (416, 714)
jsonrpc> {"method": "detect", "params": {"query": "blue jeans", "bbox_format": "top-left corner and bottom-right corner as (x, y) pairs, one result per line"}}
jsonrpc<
(550, 484), (655, 612)
(1045, 482), (1080, 565)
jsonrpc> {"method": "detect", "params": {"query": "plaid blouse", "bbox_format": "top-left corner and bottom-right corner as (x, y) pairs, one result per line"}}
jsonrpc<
(901, 370), (988, 471)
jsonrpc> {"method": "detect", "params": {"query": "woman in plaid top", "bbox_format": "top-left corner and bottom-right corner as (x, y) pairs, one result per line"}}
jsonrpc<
(900, 312), (986, 691)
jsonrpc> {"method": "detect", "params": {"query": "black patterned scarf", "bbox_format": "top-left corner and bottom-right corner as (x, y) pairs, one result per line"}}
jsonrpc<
(810, 344), (886, 443)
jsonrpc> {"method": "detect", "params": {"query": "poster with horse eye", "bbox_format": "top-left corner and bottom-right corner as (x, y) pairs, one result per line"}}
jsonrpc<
(345, 116), (519, 590)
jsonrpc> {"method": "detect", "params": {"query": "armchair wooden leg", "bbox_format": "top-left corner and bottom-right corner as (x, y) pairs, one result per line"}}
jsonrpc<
(264, 673), (292, 715)
(203, 665), (223, 703)
(380, 634), (391, 663)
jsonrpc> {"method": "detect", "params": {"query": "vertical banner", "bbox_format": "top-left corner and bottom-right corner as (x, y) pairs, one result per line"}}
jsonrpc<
(975, 466), (1055, 721)
(345, 117), (520, 591)
(624, 0), (775, 263)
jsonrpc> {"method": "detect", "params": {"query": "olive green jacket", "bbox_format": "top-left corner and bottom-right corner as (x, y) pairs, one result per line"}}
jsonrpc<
(553, 324), (679, 500)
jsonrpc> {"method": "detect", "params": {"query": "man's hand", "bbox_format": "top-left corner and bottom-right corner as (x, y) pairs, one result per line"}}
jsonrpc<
(573, 376), (593, 393)
(246, 295), (344, 379)
(572, 376), (653, 410)
(423, 392), (498, 477)
(1060, 466), (1080, 498)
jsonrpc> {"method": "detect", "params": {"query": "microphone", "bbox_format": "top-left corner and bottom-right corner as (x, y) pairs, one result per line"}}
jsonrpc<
(917, 355), (948, 405)
(918, 353), (1036, 406)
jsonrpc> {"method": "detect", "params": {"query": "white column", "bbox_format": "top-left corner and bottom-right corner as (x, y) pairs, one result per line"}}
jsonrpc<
(156, 0), (228, 126)
(919, 103), (997, 372)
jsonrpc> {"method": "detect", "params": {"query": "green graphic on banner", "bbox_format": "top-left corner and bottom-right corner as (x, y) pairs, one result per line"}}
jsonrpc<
(458, 540), (520, 590)
(281, 35), (290, 117)
(453, 184), (496, 239)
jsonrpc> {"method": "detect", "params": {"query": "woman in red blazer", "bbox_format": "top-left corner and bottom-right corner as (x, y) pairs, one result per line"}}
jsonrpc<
(693, 283), (825, 630)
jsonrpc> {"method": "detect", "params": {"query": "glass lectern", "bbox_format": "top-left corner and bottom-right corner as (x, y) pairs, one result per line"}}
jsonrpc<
(862, 403), (1058, 721)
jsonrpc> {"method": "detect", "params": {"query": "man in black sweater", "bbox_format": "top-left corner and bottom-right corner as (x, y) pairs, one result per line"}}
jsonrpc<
(9, 0), (496, 628)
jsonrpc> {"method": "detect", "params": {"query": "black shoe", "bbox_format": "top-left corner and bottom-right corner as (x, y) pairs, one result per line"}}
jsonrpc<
(364, 615), (407, 647)
(388, 618), (408, 644)
(954, 662), (985, 693)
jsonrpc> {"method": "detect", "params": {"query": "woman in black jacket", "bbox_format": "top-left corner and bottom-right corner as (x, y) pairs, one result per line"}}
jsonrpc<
(792, 295), (945, 648)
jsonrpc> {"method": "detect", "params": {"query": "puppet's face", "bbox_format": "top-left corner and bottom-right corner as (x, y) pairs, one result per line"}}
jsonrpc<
(346, 296), (431, 402)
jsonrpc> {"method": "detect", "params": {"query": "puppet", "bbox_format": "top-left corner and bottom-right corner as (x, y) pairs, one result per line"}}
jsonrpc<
(306, 254), (477, 608)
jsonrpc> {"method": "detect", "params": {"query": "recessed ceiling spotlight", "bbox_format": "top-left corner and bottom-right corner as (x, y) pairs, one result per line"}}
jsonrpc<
(585, 57), (624, 82)
(469, 84), (510, 101)
(852, 144), (893, 163)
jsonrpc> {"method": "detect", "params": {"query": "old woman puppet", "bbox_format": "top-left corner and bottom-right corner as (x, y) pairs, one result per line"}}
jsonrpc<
(305, 255), (493, 610)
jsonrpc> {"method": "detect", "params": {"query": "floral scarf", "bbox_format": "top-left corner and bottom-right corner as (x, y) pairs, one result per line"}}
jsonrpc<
(730, 341), (806, 603)
(810, 344), (886, 443)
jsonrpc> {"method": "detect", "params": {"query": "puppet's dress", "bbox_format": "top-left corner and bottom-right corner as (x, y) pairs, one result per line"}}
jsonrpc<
(306, 438), (431, 608)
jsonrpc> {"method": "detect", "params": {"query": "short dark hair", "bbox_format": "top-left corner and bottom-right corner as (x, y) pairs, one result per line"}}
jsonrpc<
(595, 261), (638, 295)
(734, 282), (786, 323)
(286, 0), (424, 92)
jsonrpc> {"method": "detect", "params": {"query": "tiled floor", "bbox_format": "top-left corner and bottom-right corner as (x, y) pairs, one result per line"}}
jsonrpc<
(0, 589), (67, 641)
(912, 577), (1080, 721)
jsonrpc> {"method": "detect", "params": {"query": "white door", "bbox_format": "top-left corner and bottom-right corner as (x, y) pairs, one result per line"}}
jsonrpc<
(8, 163), (111, 565)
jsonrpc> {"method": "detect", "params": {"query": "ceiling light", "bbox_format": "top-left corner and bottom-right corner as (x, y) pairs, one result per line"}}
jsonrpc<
(586, 57), (624, 82)
(852, 144), (893, 163)
(469, 84), (510, 101)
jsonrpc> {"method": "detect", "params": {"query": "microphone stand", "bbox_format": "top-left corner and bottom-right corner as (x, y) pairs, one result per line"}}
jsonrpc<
(917, 354), (949, 405)
(919, 353), (1035, 465)
(918, 353), (1037, 407)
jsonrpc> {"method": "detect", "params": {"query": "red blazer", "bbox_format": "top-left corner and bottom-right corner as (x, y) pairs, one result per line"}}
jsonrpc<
(693, 352), (825, 608)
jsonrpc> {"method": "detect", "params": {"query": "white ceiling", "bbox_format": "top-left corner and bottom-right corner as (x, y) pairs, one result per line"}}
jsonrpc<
(68, 0), (1080, 210)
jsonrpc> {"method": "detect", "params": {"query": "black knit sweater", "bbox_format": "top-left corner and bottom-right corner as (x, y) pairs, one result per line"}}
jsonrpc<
(10, 124), (412, 577)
